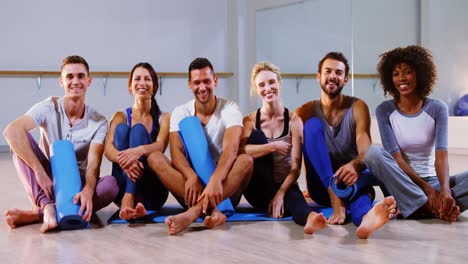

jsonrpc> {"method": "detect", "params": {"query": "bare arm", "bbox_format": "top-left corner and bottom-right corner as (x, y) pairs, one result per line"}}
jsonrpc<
(335, 99), (371, 185)
(105, 112), (169, 161)
(169, 131), (198, 181)
(211, 126), (243, 182)
(434, 149), (456, 218)
(198, 125), (243, 211)
(435, 150), (450, 193)
(279, 115), (302, 188)
(392, 151), (433, 193)
(104, 112), (126, 163)
(3, 115), (54, 199)
(240, 114), (291, 158)
(74, 142), (104, 222)
(269, 115), (303, 218)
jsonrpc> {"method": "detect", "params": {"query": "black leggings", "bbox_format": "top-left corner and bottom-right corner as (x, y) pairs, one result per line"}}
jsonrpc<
(243, 129), (313, 226)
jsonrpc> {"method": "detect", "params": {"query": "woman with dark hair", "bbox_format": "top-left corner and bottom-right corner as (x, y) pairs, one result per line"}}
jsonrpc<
(375, 45), (468, 221)
(105, 62), (169, 220)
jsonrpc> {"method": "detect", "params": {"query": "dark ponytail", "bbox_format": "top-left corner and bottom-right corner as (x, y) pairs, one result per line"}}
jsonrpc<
(129, 62), (161, 142)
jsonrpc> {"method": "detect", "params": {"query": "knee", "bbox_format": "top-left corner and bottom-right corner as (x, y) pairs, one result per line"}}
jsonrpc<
(115, 123), (130, 138)
(129, 124), (151, 146)
(238, 154), (254, 179)
(114, 124), (130, 148)
(364, 145), (384, 165)
(130, 123), (147, 135)
(147, 152), (168, 170)
(304, 117), (323, 136)
(99, 176), (119, 201)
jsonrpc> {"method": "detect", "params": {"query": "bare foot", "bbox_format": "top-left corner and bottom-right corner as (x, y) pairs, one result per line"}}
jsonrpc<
(5, 208), (41, 229)
(304, 212), (327, 234)
(165, 206), (201, 235)
(119, 193), (136, 220)
(203, 209), (227, 229)
(441, 205), (460, 222)
(329, 200), (346, 225)
(356, 196), (396, 239)
(39, 204), (58, 233)
(119, 208), (137, 220)
(134, 203), (147, 219)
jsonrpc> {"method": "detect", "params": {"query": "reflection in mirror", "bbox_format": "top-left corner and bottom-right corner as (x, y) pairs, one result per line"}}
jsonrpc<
(256, 0), (468, 115)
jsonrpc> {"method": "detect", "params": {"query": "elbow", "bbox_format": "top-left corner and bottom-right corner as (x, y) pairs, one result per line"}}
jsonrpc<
(3, 124), (16, 142)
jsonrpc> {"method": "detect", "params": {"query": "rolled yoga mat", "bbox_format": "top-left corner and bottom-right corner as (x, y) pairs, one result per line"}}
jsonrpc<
(178, 116), (235, 217)
(329, 169), (374, 200)
(50, 140), (88, 230)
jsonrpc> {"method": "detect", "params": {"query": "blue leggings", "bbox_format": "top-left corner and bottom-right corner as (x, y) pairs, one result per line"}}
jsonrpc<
(243, 129), (313, 226)
(303, 117), (376, 226)
(112, 123), (168, 210)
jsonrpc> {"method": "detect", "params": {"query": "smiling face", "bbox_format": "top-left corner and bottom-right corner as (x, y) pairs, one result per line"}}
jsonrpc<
(188, 66), (217, 105)
(392, 62), (417, 98)
(317, 58), (348, 99)
(255, 70), (281, 104)
(59, 63), (91, 99)
(129, 67), (154, 99)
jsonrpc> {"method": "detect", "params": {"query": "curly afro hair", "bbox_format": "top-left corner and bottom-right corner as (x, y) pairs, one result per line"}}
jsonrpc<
(377, 45), (437, 100)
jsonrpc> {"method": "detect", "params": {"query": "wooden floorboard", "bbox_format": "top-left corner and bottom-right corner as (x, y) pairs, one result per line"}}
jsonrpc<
(0, 152), (467, 264)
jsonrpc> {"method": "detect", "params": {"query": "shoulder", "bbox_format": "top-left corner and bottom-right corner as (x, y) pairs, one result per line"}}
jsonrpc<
(243, 111), (256, 126)
(375, 99), (396, 116)
(172, 100), (194, 116)
(26, 96), (56, 118)
(218, 97), (240, 111)
(351, 97), (370, 118)
(86, 105), (107, 123)
(160, 112), (171, 123)
(424, 97), (448, 118)
(110, 110), (126, 124)
(425, 98), (447, 110)
(295, 101), (316, 122)
(32, 96), (55, 109)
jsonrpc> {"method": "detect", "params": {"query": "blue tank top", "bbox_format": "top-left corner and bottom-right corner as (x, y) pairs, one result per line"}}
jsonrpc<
(125, 107), (156, 135)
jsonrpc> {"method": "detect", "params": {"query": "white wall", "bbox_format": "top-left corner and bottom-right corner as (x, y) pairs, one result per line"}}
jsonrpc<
(2, 0), (468, 148)
(0, 0), (234, 146)
(422, 0), (468, 114)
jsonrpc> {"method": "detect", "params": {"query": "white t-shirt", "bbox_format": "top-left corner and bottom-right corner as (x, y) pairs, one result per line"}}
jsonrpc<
(26, 96), (108, 177)
(170, 97), (243, 162)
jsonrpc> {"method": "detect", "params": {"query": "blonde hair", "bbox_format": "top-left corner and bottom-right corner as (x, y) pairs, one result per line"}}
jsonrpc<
(250, 61), (282, 97)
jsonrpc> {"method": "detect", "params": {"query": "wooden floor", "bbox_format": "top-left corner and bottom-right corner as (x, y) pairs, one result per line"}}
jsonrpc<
(0, 152), (467, 264)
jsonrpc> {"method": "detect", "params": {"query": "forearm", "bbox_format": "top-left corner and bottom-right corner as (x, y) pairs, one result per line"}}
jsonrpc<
(350, 158), (366, 174)
(435, 153), (450, 193)
(244, 143), (275, 159)
(211, 148), (237, 182)
(396, 159), (433, 193)
(277, 170), (300, 194)
(83, 165), (99, 191)
(139, 140), (166, 157)
(104, 143), (120, 163)
(172, 149), (198, 181)
(4, 127), (46, 174)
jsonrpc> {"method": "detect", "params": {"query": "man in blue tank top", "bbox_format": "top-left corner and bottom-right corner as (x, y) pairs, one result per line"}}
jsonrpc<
(294, 52), (396, 238)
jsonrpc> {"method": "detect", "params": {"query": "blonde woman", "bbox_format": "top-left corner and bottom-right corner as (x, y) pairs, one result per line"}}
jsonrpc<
(240, 61), (327, 234)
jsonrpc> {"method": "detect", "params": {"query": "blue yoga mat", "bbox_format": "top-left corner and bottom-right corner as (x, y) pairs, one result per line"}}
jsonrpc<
(106, 204), (337, 224)
(51, 140), (88, 230)
(178, 116), (234, 216)
(329, 169), (374, 200)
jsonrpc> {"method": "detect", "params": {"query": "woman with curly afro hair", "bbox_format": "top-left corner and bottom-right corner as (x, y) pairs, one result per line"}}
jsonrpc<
(373, 45), (468, 222)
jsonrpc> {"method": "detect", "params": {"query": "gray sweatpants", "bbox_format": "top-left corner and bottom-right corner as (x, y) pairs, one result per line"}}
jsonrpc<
(364, 145), (468, 218)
